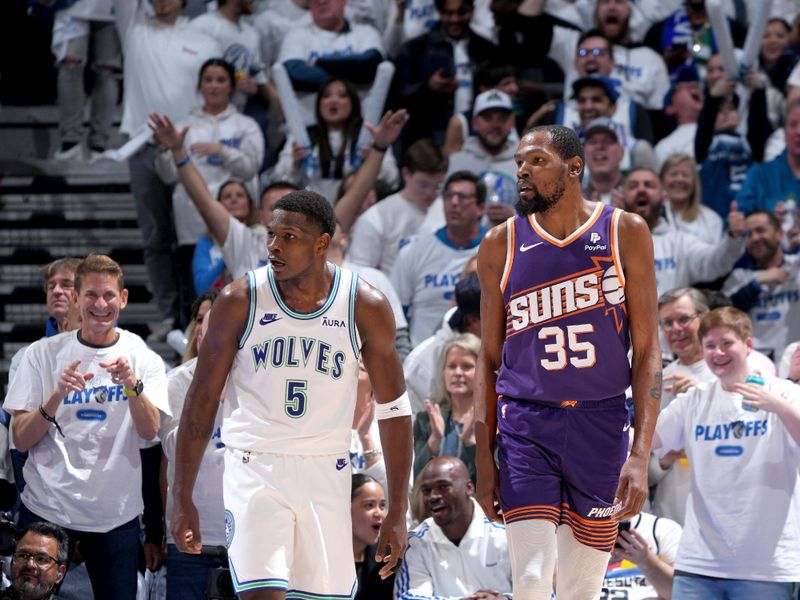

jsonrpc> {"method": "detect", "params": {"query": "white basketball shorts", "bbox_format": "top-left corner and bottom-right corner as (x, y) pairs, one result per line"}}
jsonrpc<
(223, 448), (357, 598)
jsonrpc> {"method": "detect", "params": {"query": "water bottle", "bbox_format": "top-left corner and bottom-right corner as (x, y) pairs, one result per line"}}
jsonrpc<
(742, 374), (764, 412)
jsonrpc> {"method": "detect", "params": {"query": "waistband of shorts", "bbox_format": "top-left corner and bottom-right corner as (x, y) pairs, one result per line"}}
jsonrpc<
(500, 394), (628, 410)
(224, 446), (348, 458)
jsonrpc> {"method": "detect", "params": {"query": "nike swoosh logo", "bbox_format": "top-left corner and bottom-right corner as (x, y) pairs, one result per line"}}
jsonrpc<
(519, 242), (544, 252)
(259, 314), (281, 325)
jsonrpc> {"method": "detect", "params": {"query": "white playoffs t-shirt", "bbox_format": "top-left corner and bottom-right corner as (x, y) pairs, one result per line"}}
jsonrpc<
(161, 358), (226, 546)
(655, 376), (800, 581)
(4, 329), (170, 532)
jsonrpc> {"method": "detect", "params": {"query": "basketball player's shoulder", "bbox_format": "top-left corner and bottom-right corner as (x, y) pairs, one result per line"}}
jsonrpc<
(354, 274), (394, 326)
(616, 210), (650, 239)
(479, 216), (511, 254)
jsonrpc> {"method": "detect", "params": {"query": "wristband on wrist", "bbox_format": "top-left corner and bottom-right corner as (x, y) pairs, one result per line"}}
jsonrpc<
(39, 405), (64, 437)
(175, 154), (191, 168)
(363, 449), (382, 458)
(372, 142), (388, 152)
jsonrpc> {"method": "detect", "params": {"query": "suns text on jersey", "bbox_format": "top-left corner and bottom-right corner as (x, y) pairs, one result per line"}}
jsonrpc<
(508, 272), (603, 331)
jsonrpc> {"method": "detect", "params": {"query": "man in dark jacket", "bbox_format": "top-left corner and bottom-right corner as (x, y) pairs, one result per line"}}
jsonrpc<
(392, 0), (497, 154)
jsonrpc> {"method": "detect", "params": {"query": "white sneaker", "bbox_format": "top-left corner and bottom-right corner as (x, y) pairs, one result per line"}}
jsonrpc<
(53, 143), (85, 161)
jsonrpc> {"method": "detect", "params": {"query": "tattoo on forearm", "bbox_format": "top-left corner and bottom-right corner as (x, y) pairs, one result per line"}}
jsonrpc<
(186, 422), (214, 440)
(649, 371), (663, 401)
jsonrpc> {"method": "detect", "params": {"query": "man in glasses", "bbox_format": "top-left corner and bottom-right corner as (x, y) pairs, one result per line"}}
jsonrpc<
(653, 307), (800, 599)
(391, 170), (486, 347)
(4, 522), (68, 600)
(649, 287), (712, 525)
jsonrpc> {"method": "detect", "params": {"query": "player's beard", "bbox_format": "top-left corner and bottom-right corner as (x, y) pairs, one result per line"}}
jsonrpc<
(515, 179), (565, 216)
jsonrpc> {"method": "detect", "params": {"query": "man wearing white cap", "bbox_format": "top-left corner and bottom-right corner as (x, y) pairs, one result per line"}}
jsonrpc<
(447, 89), (518, 226)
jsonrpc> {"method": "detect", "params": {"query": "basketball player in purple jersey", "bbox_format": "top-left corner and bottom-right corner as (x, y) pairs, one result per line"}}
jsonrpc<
(474, 125), (662, 600)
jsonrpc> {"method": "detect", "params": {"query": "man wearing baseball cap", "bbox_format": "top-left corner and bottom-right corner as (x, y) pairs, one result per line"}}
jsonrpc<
(447, 89), (518, 225)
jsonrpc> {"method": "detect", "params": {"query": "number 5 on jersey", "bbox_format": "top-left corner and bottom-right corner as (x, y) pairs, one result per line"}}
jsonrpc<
(538, 324), (596, 370)
(285, 380), (307, 418)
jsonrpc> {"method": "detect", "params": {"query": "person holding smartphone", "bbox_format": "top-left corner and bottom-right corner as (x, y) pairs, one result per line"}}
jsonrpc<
(600, 512), (682, 600)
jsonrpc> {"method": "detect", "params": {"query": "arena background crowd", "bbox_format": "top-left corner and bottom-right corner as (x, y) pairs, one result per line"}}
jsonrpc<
(1, 0), (800, 598)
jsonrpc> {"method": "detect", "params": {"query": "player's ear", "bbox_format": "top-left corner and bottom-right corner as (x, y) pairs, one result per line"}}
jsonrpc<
(317, 232), (331, 254)
(568, 156), (583, 179)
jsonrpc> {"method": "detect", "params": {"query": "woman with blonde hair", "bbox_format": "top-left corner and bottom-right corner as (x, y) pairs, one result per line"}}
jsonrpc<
(660, 153), (724, 243)
(412, 333), (481, 481)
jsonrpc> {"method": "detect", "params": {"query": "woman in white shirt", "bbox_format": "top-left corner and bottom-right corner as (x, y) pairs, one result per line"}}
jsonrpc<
(272, 78), (398, 203)
(660, 153), (724, 243)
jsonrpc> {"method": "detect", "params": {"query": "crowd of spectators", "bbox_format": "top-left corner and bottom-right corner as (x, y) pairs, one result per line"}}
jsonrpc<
(7, 0), (800, 598)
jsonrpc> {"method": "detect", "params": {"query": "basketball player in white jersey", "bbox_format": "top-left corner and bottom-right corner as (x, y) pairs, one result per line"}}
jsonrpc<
(151, 111), (414, 600)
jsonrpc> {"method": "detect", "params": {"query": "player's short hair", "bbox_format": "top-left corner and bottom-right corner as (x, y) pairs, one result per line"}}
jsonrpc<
(75, 254), (124, 292)
(698, 307), (752, 342)
(444, 171), (487, 205)
(403, 139), (448, 175)
(657, 287), (709, 314)
(524, 125), (585, 166)
(274, 190), (336, 237)
(19, 522), (69, 565)
(41, 257), (81, 292)
(351, 473), (381, 500)
(745, 209), (781, 231)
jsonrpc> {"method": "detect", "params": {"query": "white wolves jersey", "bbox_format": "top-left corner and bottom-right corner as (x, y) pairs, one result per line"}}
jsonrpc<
(222, 263), (362, 455)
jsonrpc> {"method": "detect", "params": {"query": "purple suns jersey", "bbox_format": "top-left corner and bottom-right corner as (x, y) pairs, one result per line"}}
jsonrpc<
(496, 203), (631, 405)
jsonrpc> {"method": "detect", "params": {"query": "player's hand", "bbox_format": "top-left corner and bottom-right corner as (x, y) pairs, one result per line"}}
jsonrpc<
(365, 108), (409, 151)
(663, 373), (697, 395)
(144, 541), (166, 571)
(613, 453), (648, 521)
(172, 499), (202, 554)
(99, 357), (137, 390)
(375, 506), (406, 579)
(475, 441), (503, 523)
(149, 112), (188, 152)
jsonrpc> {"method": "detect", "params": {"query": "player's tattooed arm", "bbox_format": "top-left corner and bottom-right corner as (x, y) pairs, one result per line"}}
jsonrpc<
(649, 371), (663, 402)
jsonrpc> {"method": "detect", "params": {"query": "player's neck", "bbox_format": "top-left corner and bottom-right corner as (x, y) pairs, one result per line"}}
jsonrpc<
(535, 196), (595, 240)
(276, 263), (335, 311)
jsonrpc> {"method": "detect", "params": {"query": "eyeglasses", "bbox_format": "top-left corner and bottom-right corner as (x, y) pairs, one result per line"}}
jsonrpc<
(578, 48), (609, 57)
(12, 551), (59, 568)
(443, 190), (477, 203)
(660, 313), (700, 329)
